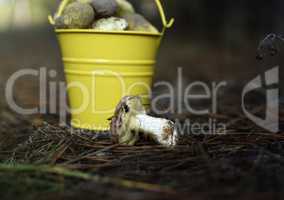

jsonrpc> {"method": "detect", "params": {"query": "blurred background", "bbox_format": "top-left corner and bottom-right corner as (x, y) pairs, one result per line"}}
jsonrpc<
(0, 0), (283, 114)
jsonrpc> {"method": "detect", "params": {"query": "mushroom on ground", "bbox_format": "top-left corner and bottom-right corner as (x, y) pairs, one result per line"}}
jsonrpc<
(110, 96), (177, 147)
(92, 17), (128, 31)
(256, 33), (284, 60)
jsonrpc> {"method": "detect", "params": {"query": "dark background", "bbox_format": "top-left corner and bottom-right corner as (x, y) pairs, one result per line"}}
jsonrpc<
(0, 0), (283, 113)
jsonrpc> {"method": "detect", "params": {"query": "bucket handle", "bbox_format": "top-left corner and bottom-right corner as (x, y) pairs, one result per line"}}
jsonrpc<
(48, 0), (71, 25)
(48, 0), (174, 34)
(154, 0), (175, 33)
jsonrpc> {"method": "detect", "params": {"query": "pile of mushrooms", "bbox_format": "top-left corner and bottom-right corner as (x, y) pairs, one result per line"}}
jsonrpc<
(49, 0), (159, 33)
(110, 96), (177, 147)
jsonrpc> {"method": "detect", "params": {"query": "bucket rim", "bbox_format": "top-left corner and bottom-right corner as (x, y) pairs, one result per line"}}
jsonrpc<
(55, 29), (163, 37)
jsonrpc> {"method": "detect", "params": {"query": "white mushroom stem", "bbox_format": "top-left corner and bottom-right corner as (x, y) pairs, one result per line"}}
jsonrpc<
(132, 114), (177, 147)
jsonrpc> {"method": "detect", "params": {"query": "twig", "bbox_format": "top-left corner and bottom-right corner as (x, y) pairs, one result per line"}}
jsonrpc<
(0, 164), (175, 194)
(49, 140), (71, 164)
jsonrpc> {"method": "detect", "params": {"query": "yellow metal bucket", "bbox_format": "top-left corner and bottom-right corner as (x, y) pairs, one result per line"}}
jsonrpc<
(51, 0), (174, 131)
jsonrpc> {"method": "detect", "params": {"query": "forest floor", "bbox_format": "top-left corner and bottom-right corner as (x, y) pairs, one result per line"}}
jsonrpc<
(0, 105), (284, 200)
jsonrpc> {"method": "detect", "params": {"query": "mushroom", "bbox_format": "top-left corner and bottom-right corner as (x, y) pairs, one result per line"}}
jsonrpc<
(55, 1), (95, 29)
(256, 33), (284, 60)
(110, 96), (177, 147)
(122, 13), (159, 33)
(89, 0), (118, 18)
(115, 0), (135, 17)
(92, 17), (128, 31)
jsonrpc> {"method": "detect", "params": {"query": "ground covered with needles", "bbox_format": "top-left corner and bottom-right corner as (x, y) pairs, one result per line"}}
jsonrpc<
(0, 105), (284, 200)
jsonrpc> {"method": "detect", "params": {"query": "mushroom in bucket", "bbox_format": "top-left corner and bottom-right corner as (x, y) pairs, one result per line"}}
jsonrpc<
(110, 96), (178, 147)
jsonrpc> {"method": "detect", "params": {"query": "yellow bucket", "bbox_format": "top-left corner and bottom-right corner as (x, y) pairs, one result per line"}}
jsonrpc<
(51, 0), (174, 131)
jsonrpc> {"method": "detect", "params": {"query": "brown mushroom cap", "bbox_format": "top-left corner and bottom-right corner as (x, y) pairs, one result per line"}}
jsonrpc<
(90, 0), (118, 17)
(110, 96), (145, 145)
